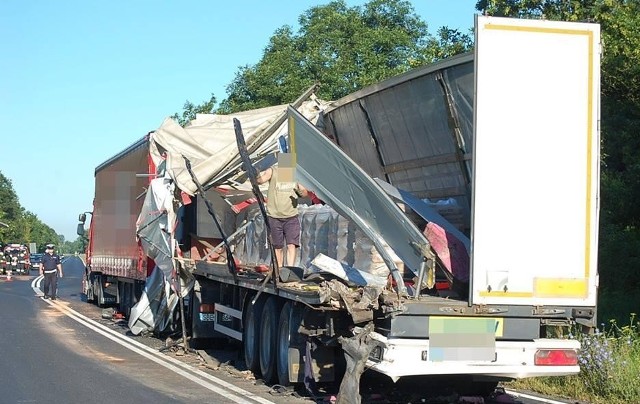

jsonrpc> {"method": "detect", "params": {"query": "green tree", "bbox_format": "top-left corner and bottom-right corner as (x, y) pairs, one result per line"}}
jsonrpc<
(0, 171), (61, 250)
(217, 0), (472, 113)
(23, 211), (59, 252)
(0, 172), (24, 242)
(419, 27), (474, 66)
(69, 234), (89, 254)
(171, 93), (217, 127)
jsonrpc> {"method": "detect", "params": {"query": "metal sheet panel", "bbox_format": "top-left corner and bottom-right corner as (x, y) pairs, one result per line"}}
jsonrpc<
(323, 101), (387, 180)
(289, 106), (431, 279)
(471, 16), (600, 307)
(323, 54), (474, 235)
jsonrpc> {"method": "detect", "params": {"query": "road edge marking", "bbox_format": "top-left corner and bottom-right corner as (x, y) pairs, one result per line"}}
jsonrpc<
(504, 388), (573, 404)
(34, 275), (273, 404)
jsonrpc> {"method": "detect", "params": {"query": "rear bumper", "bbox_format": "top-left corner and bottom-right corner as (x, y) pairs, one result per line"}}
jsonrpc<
(367, 336), (580, 381)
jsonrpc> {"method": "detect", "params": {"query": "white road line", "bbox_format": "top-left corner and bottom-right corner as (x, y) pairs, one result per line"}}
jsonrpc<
(34, 278), (274, 404)
(504, 389), (572, 404)
(51, 300), (275, 404)
(31, 274), (43, 295)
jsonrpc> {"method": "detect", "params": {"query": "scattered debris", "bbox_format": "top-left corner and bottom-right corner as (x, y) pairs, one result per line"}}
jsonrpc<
(268, 384), (291, 396)
(197, 349), (221, 370)
(325, 279), (382, 324)
(336, 323), (378, 404)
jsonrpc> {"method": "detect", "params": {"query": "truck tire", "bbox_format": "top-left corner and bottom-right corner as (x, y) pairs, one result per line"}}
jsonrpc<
(96, 276), (104, 308)
(277, 302), (303, 386)
(243, 294), (265, 374)
(117, 281), (135, 318)
(86, 273), (95, 303)
(259, 297), (281, 384)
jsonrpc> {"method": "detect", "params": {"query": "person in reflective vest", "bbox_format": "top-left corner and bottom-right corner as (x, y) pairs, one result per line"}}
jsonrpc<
(40, 243), (63, 300)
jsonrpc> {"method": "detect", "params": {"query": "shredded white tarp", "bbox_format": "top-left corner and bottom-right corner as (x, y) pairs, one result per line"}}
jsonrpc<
(308, 253), (388, 288)
(150, 100), (328, 195)
(128, 266), (178, 335)
(131, 177), (196, 335)
(136, 177), (175, 279)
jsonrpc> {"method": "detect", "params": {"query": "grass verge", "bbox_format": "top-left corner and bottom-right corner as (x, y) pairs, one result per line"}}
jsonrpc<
(506, 314), (640, 403)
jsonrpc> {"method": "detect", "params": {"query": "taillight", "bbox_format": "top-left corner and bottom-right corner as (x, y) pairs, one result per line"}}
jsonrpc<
(534, 349), (578, 366)
(199, 304), (215, 313)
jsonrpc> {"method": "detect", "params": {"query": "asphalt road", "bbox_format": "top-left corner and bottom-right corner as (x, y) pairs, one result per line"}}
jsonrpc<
(0, 257), (581, 404)
(0, 257), (286, 404)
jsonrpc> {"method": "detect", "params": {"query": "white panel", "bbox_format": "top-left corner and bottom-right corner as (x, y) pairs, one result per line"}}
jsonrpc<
(471, 16), (600, 306)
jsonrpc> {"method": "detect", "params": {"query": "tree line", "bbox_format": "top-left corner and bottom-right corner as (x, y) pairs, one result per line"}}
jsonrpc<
(0, 171), (60, 252)
(0, 171), (87, 254)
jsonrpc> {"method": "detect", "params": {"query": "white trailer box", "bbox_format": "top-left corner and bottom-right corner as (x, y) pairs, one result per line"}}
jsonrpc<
(471, 16), (600, 307)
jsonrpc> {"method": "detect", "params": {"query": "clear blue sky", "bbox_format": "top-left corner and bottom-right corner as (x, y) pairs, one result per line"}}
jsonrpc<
(0, 0), (477, 242)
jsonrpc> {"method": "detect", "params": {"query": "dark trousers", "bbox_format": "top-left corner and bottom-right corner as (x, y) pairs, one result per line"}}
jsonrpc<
(43, 272), (58, 297)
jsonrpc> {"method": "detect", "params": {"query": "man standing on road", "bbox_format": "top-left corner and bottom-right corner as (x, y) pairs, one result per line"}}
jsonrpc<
(40, 243), (62, 300)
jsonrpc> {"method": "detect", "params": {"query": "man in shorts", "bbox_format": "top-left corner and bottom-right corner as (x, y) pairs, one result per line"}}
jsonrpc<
(256, 165), (308, 268)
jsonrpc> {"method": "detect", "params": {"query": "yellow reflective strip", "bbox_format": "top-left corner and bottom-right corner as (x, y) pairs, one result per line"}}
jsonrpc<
(287, 114), (297, 165)
(484, 21), (596, 286)
(484, 24), (591, 37)
(585, 30), (594, 279)
(534, 278), (588, 298)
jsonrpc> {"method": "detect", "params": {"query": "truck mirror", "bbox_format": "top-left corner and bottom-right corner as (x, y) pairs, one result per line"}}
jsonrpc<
(76, 223), (85, 236)
(79, 213), (86, 223)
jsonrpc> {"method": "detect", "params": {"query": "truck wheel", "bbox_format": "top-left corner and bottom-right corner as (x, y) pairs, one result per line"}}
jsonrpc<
(277, 302), (303, 386)
(259, 297), (280, 384)
(243, 295), (265, 374)
(86, 274), (95, 303)
(96, 276), (104, 308)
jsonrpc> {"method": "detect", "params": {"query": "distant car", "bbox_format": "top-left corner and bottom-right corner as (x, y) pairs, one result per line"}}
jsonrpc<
(30, 253), (44, 270)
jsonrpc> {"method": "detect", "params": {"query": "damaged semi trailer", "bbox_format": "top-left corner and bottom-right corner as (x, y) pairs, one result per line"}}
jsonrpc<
(79, 16), (600, 398)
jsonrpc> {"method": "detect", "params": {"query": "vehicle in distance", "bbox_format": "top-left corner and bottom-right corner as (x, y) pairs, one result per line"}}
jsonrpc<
(30, 253), (43, 270)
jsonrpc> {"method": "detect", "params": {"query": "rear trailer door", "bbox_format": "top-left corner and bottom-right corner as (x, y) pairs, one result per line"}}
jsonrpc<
(471, 16), (600, 307)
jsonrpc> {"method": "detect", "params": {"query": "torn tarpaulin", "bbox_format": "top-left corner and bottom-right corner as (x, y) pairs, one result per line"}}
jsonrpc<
(128, 260), (195, 336)
(128, 266), (178, 335)
(308, 253), (388, 288)
(136, 178), (174, 281)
